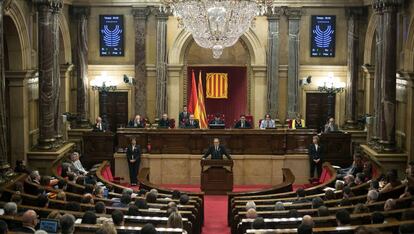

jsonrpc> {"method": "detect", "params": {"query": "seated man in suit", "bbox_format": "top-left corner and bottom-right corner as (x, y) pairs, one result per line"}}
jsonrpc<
(291, 113), (306, 129)
(12, 210), (38, 233)
(324, 117), (339, 133)
(259, 114), (276, 129)
(158, 113), (171, 129)
(234, 115), (252, 129)
(209, 114), (225, 125)
(128, 114), (145, 128)
(185, 114), (199, 129)
(202, 138), (232, 160)
(92, 116), (108, 132)
(179, 106), (190, 128)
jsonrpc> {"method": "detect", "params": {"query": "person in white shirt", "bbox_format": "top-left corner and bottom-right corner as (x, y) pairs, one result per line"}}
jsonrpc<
(259, 114), (276, 129)
(70, 152), (88, 175)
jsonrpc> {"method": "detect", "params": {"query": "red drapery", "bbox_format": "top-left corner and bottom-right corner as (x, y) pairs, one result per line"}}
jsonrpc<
(187, 66), (247, 127)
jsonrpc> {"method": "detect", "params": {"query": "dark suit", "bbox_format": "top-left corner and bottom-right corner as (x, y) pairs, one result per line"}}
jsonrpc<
(128, 120), (145, 128)
(179, 112), (190, 127)
(234, 120), (252, 129)
(126, 144), (141, 184)
(12, 226), (36, 233)
(185, 119), (199, 129)
(158, 119), (171, 128)
(92, 122), (108, 132)
(308, 144), (323, 178)
(203, 145), (231, 160)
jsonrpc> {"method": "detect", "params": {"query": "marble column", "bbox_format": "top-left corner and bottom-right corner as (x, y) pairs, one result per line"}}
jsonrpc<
(132, 7), (150, 117)
(373, 0), (400, 152)
(52, 3), (62, 144)
(0, 0), (8, 165)
(71, 6), (90, 127)
(344, 7), (365, 129)
(266, 9), (282, 120)
(286, 8), (302, 119)
(35, 0), (63, 150)
(155, 11), (168, 117)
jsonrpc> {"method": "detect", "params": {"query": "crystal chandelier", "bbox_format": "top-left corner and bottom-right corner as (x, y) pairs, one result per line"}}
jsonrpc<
(160, 0), (272, 59)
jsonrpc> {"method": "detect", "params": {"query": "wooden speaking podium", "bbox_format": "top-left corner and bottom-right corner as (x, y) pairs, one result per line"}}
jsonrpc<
(200, 159), (233, 195)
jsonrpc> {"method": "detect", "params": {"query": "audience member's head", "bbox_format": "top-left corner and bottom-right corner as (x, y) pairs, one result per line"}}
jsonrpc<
(336, 209), (351, 226)
(340, 198), (352, 207)
(167, 212), (183, 229)
(96, 222), (117, 234)
(81, 211), (97, 224)
(274, 201), (284, 211)
(120, 193), (131, 206)
(127, 205), (140, 216)
(111, 210), (124, 226)
(149, 189), (158, 198)
(246, 208), (258, 219)
(93, 186), (104, 198)
(146, 192), (157, 204)
(246, 201), (256, 211)
(60, 214), (75, 234)
(172, 190), (181, 200)
(384, 198), (396, 211)
(67, 172), (76, 182)
(40, 176), (51, 186)
(367, 190), (379, 203)
(288, 209), (299, 218)
(38, 194), (49, 207)
(355, 226), (380, 234)
(297, 223), (313, 234)
(22, 210), (38, 229)
(370, 180), (380, 191)
(342, 186), (353, 199)
(371, 211), (385, 224)
(399, 224), (414, 234)
(122, 188), (133, 196)
(84, 184), (94, 194)
(355, 172), (365, 184)
(57, 179), (67, 190)
(344, 175), (355, 185)
(179, 194), (190, 205)
(353, 203), (369, 214)
(138, 189), (148, 197)
(75, 176), (85, 185)
(141, 223), (157, 234)
(65, 201), (81, 212)
(335, 180), (345, 190)
(324, 189), (335, 200)
(0, 220), (8, 234)
(56, 191), (66, 201)
(251, 217), (266, 229)
(311, 197), (324, 209)
(317, 206), (329, 217)
(4, 202), (17, 215)
(95, 201), (106, 214)
(14, 182), (24, 193)
(301, 215), (314, 228)
(30, 170), (41, 182)
(135, 198), (149, 209)
(296, 188), (306, 198)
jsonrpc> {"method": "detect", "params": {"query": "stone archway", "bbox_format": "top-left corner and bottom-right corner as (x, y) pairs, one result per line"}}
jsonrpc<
(404, 17), (414, 72)
(363, 14), (378, 65)
(59, 14), (72, 64)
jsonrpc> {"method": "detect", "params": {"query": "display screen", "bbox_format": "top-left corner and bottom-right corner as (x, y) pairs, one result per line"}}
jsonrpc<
(310, 15), (336, 57)
(100, 15), (124, 56)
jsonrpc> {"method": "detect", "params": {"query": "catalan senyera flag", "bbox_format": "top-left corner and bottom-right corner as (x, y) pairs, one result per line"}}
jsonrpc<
(206, 73), (228, 99)
(188, 70), (198, 114)
(195, 71), (208, 129)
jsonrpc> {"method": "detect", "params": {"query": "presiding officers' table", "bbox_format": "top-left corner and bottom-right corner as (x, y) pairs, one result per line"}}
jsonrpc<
(114, 128), (352, 167)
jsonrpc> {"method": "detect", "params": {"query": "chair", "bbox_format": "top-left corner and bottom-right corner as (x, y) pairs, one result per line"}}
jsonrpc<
(287, 119), (293, 129)
(101, 164), (123, 184)
(169, 118), (176, 129)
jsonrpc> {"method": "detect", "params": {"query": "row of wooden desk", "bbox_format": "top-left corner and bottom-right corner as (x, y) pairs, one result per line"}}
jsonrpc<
(82, 129), (352, 169)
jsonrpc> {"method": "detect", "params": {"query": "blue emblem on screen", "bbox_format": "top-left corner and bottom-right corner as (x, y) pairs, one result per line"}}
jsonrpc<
(100, 15), (124, 56)
(311, 15), (336, 57)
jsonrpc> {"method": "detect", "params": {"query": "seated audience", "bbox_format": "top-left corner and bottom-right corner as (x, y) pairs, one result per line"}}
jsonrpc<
(337, 154), (364, 179)
(172, 190), (181, 199)
(259, 114), (276, 129)
(400, 186), (414, 198)
(82, 211), (97, 224)
(301, 215), (314, 228)
(65, 201), (81, 212)
(274, 201), (284, 211)
(158, 113), (171, 129)
(113, 193), (131, 208)
(96, 222), (117, 234)
(93, 186), (104, 198)
(355, 226), (381, 234)
(179, 194), (190, 205)
(167, 212), (183, 229)
(324, 117), (339, 133)
(251, 217), (266, 229)
(366, 190), (379, 204)
(12, 210), (38, 233)
(128, 114), (145, 128)
(0, 220), (8, 234)
(4, 202), (17, 215)
(209, 114), (225, 125)
(15, 160), (31, 174)
(81, 193), (94, 205)
(384, 198), (396, 211)
(381, 170), (402, 193)
(246, 208), (258, 219)
(399, 224), (414, 234)
(135, 198), (149, 209)
(371, 211), (385, 224)
(57, 179), (67, 190)
(29, 170), (41, 184)
(311, 197), (324, 209)
(344, 174), (355, 187)
(185, 114), (199, 129)
(47, 210), (62, 220)
(111, 210), (124, 226)
(335, 180), (345, 191)
(127, 205), (140, 216)
(10, 193), (22, 205)
(293, 188), (310, 203)
(245, 201), (256, 211)
(288, 209), (299, 218)
(370, 180), (380, 191)
(95, 201), (106, 214)
(145, 192), (157, 204)
(291, 113), (305, 129)
(40, 176), (58, 187)
(70, 152), (87, 175)
(363, 161), (373, 181)
(141, 223), (157, 234)
(37, 194), (49, 207)
(336, 209), (351, 226)
(342, 186), (354, 199)
(324, 189), (335, 200)
(92, 116), (108, 132)
(60, 214), (75, 234)
(317, 206), (329, 217)
(340, 198), (352, 207)
(234, 115), (252, 129)
(355, 172), (366, 185)
(353, 203), (369, 214)
(297, 223), (313, 234)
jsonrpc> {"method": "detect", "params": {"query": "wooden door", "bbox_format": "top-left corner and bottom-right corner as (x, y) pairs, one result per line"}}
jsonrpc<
(306, 93), (335, 131)
(100, 92), (128, 132)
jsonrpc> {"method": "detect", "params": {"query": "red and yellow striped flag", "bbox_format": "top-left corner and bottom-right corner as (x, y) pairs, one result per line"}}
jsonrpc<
(194, 71), (208, 129)
(206, 73), (228, 99)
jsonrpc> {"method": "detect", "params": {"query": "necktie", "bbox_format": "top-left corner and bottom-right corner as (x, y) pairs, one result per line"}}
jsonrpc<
(267, 120), (269, 127)
(241, 122), (244, 128)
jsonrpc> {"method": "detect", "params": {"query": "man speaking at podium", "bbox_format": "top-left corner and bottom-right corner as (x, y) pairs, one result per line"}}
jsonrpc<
(202, 138), (232, 160)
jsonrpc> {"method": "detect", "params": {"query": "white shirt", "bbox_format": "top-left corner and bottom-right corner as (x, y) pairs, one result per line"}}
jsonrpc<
(72, 160), (87, 174)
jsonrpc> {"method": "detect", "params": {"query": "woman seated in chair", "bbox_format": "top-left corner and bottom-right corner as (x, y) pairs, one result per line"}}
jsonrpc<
(291, 113), (305, 129)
